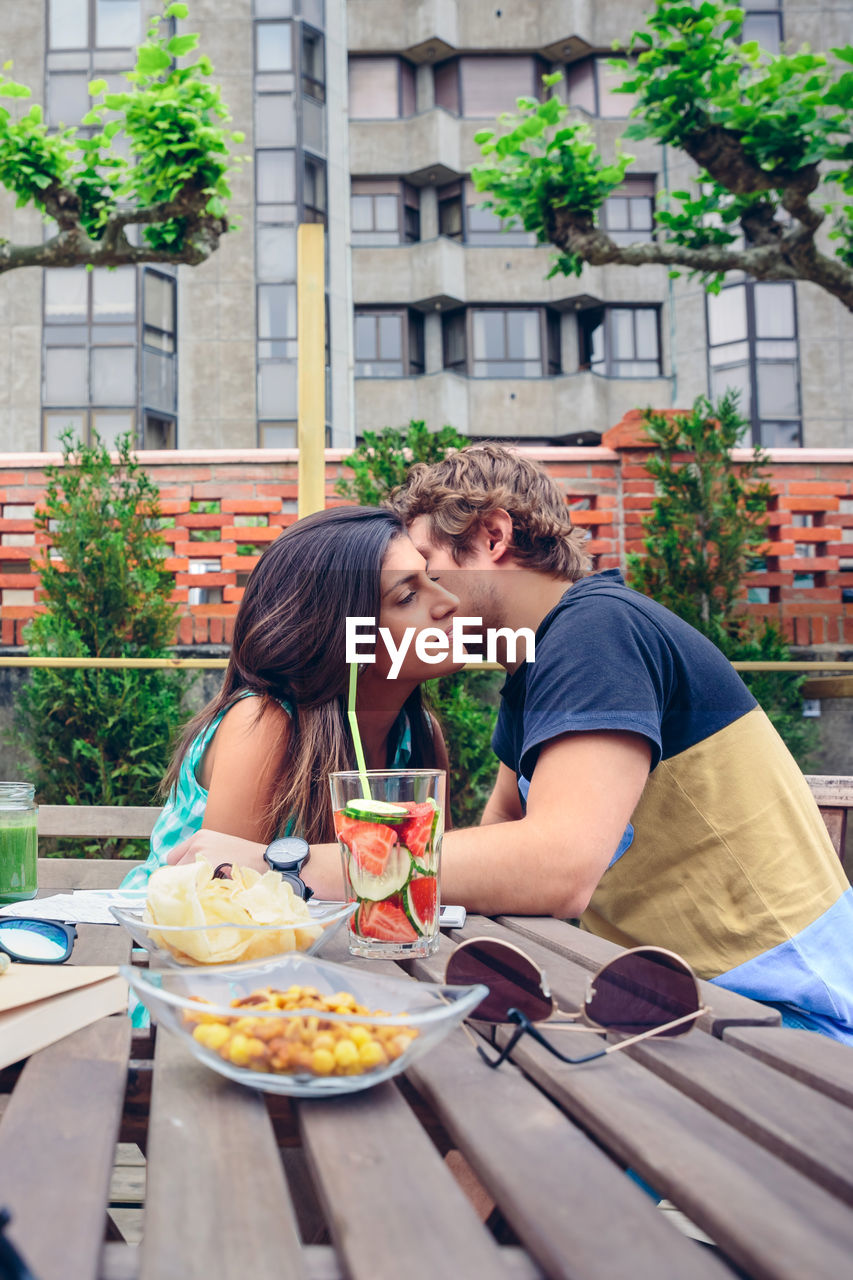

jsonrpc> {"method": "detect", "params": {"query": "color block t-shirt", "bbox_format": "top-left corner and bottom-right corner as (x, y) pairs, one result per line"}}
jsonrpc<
(492, 570), (853, 1042)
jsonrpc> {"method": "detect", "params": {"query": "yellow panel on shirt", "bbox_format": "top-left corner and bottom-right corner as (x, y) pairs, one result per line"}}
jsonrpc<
(582, 706), (848, 979)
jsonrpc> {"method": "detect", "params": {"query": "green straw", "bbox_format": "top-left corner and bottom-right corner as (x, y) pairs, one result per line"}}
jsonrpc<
(348, 661), (372, 800)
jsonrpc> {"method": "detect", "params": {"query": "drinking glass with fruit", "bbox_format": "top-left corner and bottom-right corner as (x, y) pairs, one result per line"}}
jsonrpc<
(330, 770), (444, 958)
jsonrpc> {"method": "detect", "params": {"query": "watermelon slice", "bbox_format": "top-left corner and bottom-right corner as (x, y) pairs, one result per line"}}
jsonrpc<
(405, 875), (437, 936)
(357, 899), (418, 943)
(398, 801), (437, 868)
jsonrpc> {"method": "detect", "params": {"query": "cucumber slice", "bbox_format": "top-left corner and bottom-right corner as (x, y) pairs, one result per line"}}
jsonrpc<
(347, 846), (412, 901)
(343, 798), (408, 823)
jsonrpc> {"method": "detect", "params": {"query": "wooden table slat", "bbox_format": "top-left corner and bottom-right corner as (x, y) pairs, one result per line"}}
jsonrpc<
(721, 1024), (853, 1109)
(496, 1026), (853, 1280)
(0, 1017), (131, 1280)
(402, 984), (731, 1280)
(140, 1030), (307, 1280)
(101, 1243), (544, 1280)
(494, 915), (782, 1034)
(296, 1080), (522, 1280)
(626, 1031), (853, 1203)
(452, 918), (853, 1206)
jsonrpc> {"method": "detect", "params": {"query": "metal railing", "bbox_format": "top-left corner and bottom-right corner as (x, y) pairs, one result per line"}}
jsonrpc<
(0, 656), (850, 697)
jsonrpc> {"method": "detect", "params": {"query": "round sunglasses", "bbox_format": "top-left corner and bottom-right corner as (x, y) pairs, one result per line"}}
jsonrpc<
(445, 937), (709, 1069)
(0, 918), (77, 965)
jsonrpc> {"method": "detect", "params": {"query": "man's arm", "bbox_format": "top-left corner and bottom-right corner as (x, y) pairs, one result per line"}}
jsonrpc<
(169, 729), (651, 914)
(439, 730), (651, 917)
(480, 763), (523, 826)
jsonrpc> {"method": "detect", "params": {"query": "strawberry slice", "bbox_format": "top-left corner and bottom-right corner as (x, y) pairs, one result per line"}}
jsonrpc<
(398, 801), (436, 866)
(334, 812), (399, 878)
(357, 899), (418, 943)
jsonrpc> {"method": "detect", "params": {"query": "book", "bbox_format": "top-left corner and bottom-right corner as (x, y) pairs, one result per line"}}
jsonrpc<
(0, 964), (128, 1069)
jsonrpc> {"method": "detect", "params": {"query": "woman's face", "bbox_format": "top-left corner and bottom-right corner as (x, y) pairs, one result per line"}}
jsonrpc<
(373, 534), (464, 682)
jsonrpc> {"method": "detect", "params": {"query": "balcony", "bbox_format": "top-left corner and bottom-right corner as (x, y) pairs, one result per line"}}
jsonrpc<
(354, 367), (671, 440)
(351, 239), (671, 310)
(348, 110), (472, 184)
(346, 1), (651, 60)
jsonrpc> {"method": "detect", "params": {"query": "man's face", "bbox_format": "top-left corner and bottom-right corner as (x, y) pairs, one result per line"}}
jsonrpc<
(407, 515), (502, 636)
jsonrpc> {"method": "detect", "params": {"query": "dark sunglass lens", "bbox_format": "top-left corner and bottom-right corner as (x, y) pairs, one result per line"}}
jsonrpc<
(446, 939), (553, 1023)
(0, 919), (70, 962)
(587, 949), (699, 1036)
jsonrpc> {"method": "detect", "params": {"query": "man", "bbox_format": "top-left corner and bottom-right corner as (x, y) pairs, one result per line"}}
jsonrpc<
(173, 445), (853, 1041)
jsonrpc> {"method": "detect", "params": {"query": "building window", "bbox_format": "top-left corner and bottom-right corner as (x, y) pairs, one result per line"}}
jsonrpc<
(348, 56), (415, 119)
(46, 2), (142, 132)
(565, 57), (637, 118)
(433, 55), (545, 118)
(42, 266), (141, 449)
(437, 180), (532, 246)
(742, 3), (782, 53)
(301, 27), (325, 101)
(143, 414), (176, 449)
(256, 21), (293, 72)
(303, 156), (327, 224)
(351, 180), (420, 246)
(354, 310), (425, 377)
(601, 176), (655, 244)
(706, 281), (801, 446)
(258, 284), (297, 361)
(141, 269), (177, 440)
(48, 0), (141, 50)
(579, 306), (661, 377)
(259, 422), (297, 448)
(442, 307), (560, 378)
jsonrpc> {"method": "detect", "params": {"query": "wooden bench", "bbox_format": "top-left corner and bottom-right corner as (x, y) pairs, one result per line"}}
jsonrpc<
(38, 805), (161, 841)
(805, 775), (853, 863)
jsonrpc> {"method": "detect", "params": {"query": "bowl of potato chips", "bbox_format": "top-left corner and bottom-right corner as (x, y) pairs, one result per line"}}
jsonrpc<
(122, 954), (488, 1096)
(111, 857), (355, 966)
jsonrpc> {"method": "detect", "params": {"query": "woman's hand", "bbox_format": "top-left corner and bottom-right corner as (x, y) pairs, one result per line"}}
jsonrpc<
(167, 830), (266, 874)
(167, 833), (347, 901)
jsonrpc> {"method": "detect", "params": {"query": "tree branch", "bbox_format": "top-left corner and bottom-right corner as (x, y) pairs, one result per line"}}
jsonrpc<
(545, 206), (853, 311)
(0, 181), (228, 274)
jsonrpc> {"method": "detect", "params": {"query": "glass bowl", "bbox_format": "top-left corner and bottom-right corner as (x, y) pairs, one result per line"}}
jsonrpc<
(110, 899), (355, 967)
(122, 954), (488, 1097)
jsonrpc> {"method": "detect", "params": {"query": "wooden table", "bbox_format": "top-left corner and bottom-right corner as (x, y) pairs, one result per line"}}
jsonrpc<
(1, 861), (852, 1280)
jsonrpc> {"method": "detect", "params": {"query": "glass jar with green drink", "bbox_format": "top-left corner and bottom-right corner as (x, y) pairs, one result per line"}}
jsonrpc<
(0, 783), (38, 903)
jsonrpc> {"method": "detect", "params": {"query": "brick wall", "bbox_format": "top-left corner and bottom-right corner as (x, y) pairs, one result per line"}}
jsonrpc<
(1, 424), (851, 650)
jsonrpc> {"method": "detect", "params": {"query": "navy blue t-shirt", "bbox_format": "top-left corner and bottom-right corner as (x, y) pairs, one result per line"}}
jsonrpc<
(492, 569), (756, 807)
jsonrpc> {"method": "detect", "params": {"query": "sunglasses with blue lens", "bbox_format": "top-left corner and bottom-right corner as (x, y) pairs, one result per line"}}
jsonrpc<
(0, 918), (77, 964)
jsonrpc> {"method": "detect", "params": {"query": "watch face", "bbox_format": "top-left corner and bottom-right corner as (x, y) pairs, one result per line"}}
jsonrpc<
(264, 837), (309, 874)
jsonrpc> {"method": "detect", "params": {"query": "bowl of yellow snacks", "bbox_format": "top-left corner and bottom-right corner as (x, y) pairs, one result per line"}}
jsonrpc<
(111, 858), (355, 966)
(122, 954), (487, 1096)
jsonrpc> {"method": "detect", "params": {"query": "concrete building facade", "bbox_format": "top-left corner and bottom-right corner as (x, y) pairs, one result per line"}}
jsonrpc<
(0, 0), (851, 450)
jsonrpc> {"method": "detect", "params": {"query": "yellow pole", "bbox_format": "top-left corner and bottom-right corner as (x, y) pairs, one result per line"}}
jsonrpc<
(297, 222), (326, 518)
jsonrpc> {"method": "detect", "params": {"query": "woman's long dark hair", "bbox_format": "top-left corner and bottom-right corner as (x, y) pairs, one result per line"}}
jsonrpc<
(162, 507), (438, 842)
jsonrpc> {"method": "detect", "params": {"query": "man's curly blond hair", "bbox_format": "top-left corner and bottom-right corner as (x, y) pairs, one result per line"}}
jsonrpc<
(390, 444), (591, 581)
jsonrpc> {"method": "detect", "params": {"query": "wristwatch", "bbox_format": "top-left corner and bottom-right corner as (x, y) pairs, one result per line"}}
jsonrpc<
(263, 836), (313, 901)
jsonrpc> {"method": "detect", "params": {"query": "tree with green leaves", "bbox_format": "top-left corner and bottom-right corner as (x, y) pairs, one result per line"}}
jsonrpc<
(15, 432), (186, 850)
(626, 391), (772, 647)
(472, 0), (853, 310)
(0, 2), (241, 274)
(335, 420), (470, 506)
(626, 393), (817, 763)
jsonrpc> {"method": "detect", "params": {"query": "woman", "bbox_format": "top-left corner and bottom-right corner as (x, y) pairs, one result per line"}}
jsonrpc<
(122, 506), (461, 890)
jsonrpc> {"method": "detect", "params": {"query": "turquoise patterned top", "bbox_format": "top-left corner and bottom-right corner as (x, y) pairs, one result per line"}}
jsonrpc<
(120, 693), (414, 892)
